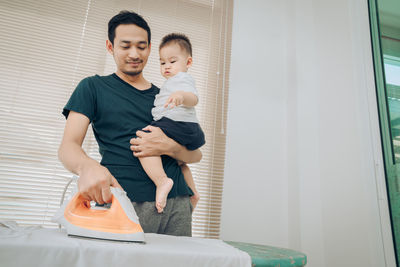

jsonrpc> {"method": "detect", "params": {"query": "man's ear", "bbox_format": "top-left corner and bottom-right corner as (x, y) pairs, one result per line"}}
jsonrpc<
(186, 56), (193, 68)
(106, 39), (113, 55)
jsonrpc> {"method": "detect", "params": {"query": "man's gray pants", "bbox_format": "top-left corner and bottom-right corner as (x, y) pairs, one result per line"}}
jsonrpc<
(132, 195), (192, 236)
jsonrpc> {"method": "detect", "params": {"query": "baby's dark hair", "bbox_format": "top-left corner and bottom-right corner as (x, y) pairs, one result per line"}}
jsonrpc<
(159, 33), (192, 56)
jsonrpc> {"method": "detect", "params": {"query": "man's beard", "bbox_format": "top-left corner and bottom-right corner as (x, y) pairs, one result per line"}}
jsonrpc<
(122, 60), (144, 76)
(122, 69), (143, 76)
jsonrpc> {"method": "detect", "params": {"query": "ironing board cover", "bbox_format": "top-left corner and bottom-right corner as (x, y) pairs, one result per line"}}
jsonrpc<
(0, 221), (251, 267)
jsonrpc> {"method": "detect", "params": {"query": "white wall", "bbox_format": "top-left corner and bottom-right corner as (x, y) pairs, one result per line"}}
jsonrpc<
(220, 0), (289, 247)
(220, 1), (396, 266)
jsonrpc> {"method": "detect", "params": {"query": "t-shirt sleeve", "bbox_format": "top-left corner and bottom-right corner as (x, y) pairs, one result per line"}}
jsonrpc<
(62, 77), (96, 121)
(167, 73), (198, 97)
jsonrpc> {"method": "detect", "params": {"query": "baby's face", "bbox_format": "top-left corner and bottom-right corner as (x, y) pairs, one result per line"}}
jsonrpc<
(159, 44), (191, 79)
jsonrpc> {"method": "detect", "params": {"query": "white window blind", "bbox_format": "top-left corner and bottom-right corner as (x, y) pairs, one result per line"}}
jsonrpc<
(0, 0), (233, 238)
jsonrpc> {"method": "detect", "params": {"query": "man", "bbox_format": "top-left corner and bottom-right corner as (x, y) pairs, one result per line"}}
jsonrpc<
(58, 10), (201, 236)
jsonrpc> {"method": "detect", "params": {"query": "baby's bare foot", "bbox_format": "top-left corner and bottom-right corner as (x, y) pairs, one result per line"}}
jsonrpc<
(155, 178), (174, 213)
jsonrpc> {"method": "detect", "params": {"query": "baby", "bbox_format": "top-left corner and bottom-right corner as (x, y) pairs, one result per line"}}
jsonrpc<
(139, 33), (205, 213)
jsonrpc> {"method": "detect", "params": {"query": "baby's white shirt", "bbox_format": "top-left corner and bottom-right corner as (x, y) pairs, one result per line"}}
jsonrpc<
(152, 72), (199, 123)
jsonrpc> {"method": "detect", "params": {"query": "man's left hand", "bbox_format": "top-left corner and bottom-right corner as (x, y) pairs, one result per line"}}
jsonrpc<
(130, 125), (173, 157)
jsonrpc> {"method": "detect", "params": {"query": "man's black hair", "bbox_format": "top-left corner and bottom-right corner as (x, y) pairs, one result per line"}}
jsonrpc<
(159, 33), (192, 56)
(108, 10), (151, 45)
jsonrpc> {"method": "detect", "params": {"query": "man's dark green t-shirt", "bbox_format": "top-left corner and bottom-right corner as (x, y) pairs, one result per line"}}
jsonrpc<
(63, 74), (192, 202)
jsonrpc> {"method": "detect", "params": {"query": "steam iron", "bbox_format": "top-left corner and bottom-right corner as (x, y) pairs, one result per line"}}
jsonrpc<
(54, 187), (145, 243)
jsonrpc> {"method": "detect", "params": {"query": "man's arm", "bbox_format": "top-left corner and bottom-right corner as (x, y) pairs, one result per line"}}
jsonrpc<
(129, 125), (202, 164)
(58, 111), (121, 204)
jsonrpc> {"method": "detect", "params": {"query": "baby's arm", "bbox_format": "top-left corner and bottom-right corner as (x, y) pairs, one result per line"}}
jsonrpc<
(164, 91), (198, 108)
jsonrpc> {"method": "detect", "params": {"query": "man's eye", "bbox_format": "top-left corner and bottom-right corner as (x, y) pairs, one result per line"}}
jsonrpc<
(121, 46), (129, 49)
(138, 46), (146, 50)
(171, 61), (176, 64)
(160, 62), (165, 65)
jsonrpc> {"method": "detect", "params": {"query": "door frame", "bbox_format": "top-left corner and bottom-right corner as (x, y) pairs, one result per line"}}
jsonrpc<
(368, 0), (398, 265)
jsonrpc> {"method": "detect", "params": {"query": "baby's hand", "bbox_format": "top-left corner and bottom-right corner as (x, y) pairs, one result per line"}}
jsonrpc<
(164, 91), (184, 109)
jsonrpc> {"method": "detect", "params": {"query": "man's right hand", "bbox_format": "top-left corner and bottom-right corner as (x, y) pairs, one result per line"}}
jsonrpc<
(77, 161), (122, 204)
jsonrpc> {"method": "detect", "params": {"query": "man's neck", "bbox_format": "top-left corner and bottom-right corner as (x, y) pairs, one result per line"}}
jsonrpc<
(115, 70), (151, 90)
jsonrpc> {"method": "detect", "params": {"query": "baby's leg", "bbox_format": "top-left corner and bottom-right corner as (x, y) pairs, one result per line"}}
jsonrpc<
(180, 163), (200, 210)
(139, 156), (173, 213)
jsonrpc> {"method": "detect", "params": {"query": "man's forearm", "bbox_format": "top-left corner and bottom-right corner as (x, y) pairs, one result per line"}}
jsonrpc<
(132, 126), (202, 163)
(58, 141), (98, 176)
(167, 140), (202, 164)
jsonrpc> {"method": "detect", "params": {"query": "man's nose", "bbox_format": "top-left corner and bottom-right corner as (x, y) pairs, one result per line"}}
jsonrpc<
(128, 48), (139, 59)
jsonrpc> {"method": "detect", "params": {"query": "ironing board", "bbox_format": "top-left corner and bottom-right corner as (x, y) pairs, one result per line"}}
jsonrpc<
(0, 222), (251, 267)
(225, 241), (307, 267)
(0, 221), (307, 267)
